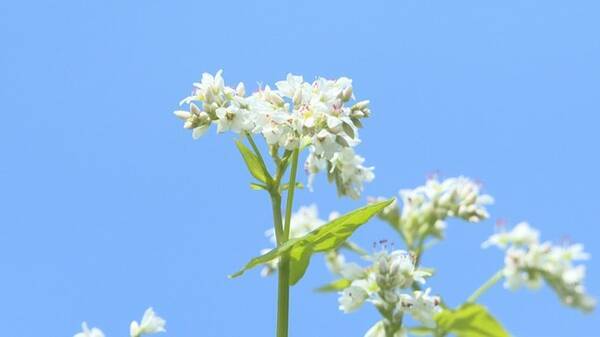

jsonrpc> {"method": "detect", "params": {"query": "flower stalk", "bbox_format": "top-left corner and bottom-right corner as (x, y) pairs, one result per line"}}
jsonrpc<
(466, 269), (504, 304)
(276, 148), (299, 337)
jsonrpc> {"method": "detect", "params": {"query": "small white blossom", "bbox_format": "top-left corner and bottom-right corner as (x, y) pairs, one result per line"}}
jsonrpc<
(339, 280), (370, 313)
(130, 307), (166, 337)
(74, 322), (104, 337)
(482, 222), (539, 249)
(398, 288), (442, 327)
(374, 250), (431, 289)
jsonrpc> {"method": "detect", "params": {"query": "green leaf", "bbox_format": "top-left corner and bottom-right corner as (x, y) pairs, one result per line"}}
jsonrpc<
(436, 304), (510, 337)
(407, 327), (435, 336)
(235, 140), (269, 183)
(315, 278), (352, 292)
(280, 182), (304, 192)
(229, 198), (395, 284)
(250, 183), (268, 191)
(289, 245), (313, 284)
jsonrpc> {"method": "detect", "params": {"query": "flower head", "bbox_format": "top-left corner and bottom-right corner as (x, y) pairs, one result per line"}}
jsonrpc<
(130, 307), (166, 337)
(175, 71), (374, 198)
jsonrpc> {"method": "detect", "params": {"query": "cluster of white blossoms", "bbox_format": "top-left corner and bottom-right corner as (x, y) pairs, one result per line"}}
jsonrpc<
(74, 308), (165, 337)
(483, 222), (596, 312)
(335, 249), (442, 337)
(373, 176), (493, 241)
(174, 71), (374, 198)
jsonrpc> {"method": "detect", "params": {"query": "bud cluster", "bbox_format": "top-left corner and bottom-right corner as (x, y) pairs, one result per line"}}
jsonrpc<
(483, 222), (596, 312)
(372, 176), (493, 243)
(334, 249), (442, 336)
(175, 71), (374, 198)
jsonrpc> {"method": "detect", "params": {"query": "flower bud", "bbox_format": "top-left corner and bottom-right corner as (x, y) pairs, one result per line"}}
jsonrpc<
(293, 88), (303, 106)
(236, 82), (245, 96)
(342, 86), (353, 102)
(352, 100), (370, 111)
(173, 110), (191, 120)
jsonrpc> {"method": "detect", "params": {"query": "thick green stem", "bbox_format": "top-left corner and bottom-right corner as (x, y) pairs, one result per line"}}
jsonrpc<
(466, 269), (504, 303)
(277, 257), (290, 337)
(275, 148), (299, 337)
(270, 192), (284, 246)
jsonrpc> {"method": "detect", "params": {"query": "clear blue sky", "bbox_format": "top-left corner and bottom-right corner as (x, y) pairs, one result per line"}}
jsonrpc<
(1, 1), (598, 336)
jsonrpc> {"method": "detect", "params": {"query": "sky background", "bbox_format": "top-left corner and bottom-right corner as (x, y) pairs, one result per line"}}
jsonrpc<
(1, 1), (599, 336)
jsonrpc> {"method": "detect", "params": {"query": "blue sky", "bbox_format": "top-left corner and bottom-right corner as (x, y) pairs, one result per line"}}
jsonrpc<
(1, 1), (599, 336)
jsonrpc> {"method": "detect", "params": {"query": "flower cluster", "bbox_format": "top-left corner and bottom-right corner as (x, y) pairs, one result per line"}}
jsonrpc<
(334, 249), (442, 336)
(73, 308), (165, 337)
(372, 176), (493, 242)
(174, 71), (374, 198)
(483, 222), (596, 312)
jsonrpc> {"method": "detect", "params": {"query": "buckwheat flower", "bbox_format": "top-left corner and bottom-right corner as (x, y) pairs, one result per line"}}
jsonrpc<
(328, 148), (375, 199)
(130, 307), (166, 337)
(215, 103), (251, 133)
(398, 288), (442, 327)
(482, 222), (540, 249)
(374, 250), (430, 289)
(74, 322), (104, 337)
(484, 223), (596, 312)
(338, 280), (371, 313)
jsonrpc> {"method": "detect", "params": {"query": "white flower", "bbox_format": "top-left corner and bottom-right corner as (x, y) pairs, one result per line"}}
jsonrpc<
(338, 280), (370, 313)
(130, 307), (166, 337)
(215, 104), (250, 133)
(482, 222), (539, 248)
(74, 322), (104, 337)
(374, 250), (430, 289)
(398, 288), (442, 327)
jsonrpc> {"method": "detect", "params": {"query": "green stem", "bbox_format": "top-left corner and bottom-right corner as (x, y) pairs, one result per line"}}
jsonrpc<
(466, 269), (504, 303)
(276, 148), (299, 337)
(283, 149), (299, 239)
(270, 192), (284, 246)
